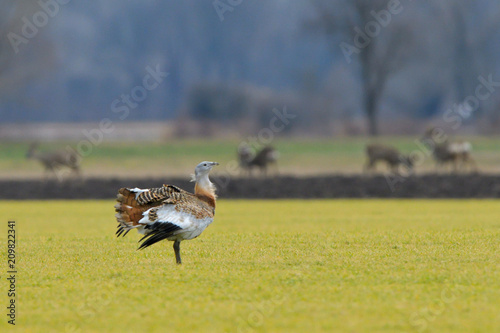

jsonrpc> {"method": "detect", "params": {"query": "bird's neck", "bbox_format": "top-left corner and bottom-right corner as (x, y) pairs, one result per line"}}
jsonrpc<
(194, 174), (216, 208)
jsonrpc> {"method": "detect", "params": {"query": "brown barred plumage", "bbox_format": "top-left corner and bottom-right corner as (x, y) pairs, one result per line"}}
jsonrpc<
(115, 185), (214, 231)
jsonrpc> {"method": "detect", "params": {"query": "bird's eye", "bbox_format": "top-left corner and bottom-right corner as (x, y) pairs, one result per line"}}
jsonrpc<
(203, 164), (207, 166)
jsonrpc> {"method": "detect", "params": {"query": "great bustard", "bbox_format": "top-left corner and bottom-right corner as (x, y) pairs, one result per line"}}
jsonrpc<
(115, 161), (219, 264)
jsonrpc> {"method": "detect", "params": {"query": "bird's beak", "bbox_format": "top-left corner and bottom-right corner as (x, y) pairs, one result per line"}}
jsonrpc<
(211, 162), (220, 166)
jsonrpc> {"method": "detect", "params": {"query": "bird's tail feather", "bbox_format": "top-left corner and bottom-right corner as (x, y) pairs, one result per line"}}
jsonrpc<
(115, 188), (144, 237)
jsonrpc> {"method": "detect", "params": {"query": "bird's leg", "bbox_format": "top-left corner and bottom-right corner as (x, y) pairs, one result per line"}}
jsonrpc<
(173, 240), (182, 264)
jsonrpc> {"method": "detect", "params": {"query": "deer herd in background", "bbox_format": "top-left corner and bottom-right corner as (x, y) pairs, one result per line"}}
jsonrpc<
(365, 127), (478, 174)
(25, 127), (478, 181)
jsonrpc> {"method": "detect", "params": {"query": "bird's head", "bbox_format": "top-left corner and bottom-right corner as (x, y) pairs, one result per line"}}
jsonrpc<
(194, 161), (219, 179)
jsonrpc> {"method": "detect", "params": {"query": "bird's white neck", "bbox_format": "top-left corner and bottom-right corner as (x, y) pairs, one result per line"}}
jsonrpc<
(194, 173), (216, 206)
(196, 173), (213, 191)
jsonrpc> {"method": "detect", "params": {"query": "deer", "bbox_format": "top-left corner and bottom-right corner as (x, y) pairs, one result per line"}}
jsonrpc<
(364, 144), (413, 174)
(238, 145), (279, 177)
(26, 143), (82, 181)
(237, 144), (255, 176)
(421, 128), (477, 173)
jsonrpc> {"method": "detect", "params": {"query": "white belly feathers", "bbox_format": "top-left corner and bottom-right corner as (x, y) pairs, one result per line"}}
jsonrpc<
(138, 204), (213, 240)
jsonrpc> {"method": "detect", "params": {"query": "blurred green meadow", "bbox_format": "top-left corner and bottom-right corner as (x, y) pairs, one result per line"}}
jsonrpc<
(1, 136), (500, 179)
(0, 199), (498, 332)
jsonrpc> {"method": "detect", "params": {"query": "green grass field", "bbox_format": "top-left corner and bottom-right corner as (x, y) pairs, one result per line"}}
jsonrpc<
(0, 200), (498, 332)
(2, 136), (500, 179)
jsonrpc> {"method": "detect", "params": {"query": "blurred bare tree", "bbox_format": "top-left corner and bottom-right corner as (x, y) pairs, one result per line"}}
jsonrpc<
(0, 1), (55, 100)
(307, 0), (415, 136)
(432, 1), (493, 117)
(422, 0), (500, 131)
(449, 2), (479, 110)
(446, 0), (500, 119)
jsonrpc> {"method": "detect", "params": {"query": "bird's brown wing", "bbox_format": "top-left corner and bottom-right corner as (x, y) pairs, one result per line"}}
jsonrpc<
(114, 185), (191, 236)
